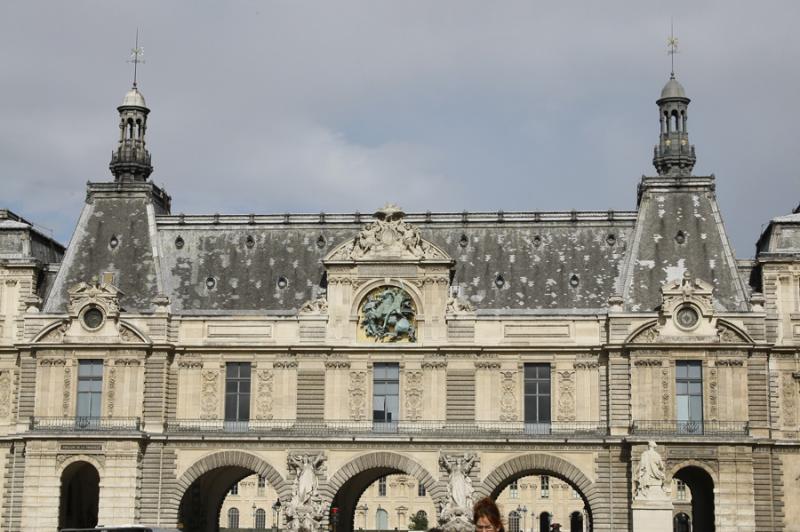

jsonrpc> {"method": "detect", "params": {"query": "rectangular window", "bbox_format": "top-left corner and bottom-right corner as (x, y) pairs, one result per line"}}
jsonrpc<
(229, 482), (238, 496)
(676, 361), (703, 433)
(373, 363), (399, 425)
(77, 360), (103, 420)
(509, 479), (519, 499)
(378, 477), (387, 497)
(541, 475), (550, 498)
(676, 480), (687, 501)
(258, 475), (266, 496)
(524, 364), (551, 429)
(225, 362), (251, 423)
(418, 483), (426, 497)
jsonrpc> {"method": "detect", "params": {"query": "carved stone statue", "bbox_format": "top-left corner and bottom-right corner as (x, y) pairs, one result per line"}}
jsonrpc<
(635, 441), (667, 499)
(299, 289), (328, 314)
(327, 204), (449, 261)
(438, 453), (477, 531)
(445, 295), (475, 313)
(285, 453), (326, 531)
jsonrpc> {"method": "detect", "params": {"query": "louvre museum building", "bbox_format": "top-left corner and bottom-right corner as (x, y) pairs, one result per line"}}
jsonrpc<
(0, 71), (798, 532)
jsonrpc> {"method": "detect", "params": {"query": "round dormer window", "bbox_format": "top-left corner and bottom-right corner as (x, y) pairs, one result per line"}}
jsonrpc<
(675, 305), (700, 330)
(81, 306), (105, 331)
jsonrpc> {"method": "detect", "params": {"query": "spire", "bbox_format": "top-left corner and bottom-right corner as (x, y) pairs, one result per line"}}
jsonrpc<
(109, 35), (153, 182)
(652, 31), (696, 177)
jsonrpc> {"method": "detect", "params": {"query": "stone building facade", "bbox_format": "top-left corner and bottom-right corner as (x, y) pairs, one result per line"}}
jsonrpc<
(0, 73), (798, 532)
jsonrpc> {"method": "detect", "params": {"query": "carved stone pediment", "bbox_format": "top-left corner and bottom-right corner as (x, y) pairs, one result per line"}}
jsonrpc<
(661, 272), (714, 316)
(325, 204), (451, 263)
(68, 281), (123, 318)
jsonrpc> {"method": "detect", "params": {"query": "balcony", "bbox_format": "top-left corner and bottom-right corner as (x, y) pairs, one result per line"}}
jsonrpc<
(164, 419), (607, 439)
(631, 420), (749, 437)
(29, 416), (141, 432)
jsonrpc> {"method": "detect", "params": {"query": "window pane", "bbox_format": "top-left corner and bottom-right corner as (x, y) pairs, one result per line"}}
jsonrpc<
(539, 397), (551, 422)
(689, 396), (703, 421)
(676, 382), (687, 395)
(538, 380), (551, 395)
(676, 363), (687, 378)
(240, 364), (251, 378)
(688, 363), (702, 379)
(677, 397), (689, 421)
(239, 398), (250, 421)
(689, 382), (702, 395)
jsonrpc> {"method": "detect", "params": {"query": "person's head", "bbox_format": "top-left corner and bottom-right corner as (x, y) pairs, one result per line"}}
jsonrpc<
(473, 497), (504, 532)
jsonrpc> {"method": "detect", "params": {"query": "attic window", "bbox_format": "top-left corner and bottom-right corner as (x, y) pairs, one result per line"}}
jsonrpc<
(494, 274), (505, 288)
(316, 235), (326, 248)
(205, 277), (216, 289)
(606, 234), (616, 246)
(245, 235), (255, 249)
(459, 234), (469, 248)
(109, 235), (119, 249)
(533, 235), (542, 248)
(277, 276), (289, 289)
(569, 274), (580, 288)
(675, 231), (686, 245)
(175, 236), (185, 249)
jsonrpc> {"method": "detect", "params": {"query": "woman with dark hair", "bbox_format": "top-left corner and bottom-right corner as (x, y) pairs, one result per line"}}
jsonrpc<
(473, 497), (505, 532)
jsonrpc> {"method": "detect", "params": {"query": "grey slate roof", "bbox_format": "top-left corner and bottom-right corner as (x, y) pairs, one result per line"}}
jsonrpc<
(43, 177), (753, 315)
(155, 212), (636, 314)
(620, 176), (749, 312)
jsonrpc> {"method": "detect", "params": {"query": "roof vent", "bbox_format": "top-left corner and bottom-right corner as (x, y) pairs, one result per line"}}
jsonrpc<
(533, 235), (542, 248)
(245, 235), (255, 249)
(175, 236), (185, 249)
(675, 230), (686, 245)
(277, 276), (289, 289)
(109, 235), (119, 249)
(459, 234), (469, 248)
(569, 274), (580, 288)
(494, 274), (505, 288)
(316, 235), (326, 248)
(205, 277), (216, 289)
(606, 234), (616, 246)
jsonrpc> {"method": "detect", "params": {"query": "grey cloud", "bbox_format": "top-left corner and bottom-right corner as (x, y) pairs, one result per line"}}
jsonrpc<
(1, 1), (798, 256)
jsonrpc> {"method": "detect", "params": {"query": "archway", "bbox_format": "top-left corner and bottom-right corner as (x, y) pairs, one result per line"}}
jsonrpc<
(174, 451), (287, 532)
(323, 452), (439, 532)
(673, 466), (714, 532)
(59, 461), (100, 529)
(570, 511), (583, 532)
(483, 454), (598, 532)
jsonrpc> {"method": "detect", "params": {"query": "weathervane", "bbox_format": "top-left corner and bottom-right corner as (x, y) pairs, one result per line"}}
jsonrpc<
(128, 29), (145, 88)
(667, 21), (679, 78)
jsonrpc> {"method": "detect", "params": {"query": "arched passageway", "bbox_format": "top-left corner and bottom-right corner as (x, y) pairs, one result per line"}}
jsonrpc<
(673, 466), (714, 532)
(175, 452), (286, 532)
(323, 452), (438, 532)
(59, 461), (100, 530)
(484, 455), (597, 532)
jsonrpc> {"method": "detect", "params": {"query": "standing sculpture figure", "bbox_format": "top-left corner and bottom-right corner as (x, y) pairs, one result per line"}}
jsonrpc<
(635, 441), (666, 499)
(440, 453), (476, 512)
(290, 453), (324, 506)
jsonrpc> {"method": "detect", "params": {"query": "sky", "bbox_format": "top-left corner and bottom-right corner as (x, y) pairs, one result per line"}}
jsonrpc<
(1, 1), (798, 257)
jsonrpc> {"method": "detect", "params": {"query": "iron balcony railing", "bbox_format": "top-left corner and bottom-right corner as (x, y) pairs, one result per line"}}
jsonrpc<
(164, 419), (607, 438)
(631, 419), (749, 436)
(29, 416), (141, 432)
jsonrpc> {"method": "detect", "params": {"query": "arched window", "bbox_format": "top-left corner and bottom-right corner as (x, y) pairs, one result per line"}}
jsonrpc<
(255, 508), (267, 529)
(508, 510), (520, 532)
(673, 512), (690, 532)
(228, 507), (240, 529)
(671, 111), (680, 133)
(570, 511), (583, 532)
(376, 508), (389, 530)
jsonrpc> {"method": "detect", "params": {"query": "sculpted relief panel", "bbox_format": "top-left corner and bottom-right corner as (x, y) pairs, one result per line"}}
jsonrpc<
(358, 286), (417, 343)
(348, 371), (367, 420)
(557, 370), (576, 422)
(200, 369), (219, 420)
(499, 370), (518, 422)
(404, 370), (423, 421)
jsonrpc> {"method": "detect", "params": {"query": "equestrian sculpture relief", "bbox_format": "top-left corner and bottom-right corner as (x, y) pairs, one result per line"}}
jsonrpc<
(360, 286), (417, 342)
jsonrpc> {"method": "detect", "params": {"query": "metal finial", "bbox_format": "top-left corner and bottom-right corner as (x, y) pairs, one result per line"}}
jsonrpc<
(128, 28), (145, 88)
(667, 20), (679, 78)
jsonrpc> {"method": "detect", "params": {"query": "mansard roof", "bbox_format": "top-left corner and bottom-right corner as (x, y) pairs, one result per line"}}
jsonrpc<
(154, 210), (637, 314)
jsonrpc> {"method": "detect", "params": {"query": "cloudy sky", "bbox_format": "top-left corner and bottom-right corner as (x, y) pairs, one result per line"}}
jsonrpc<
(1, 1), (798, 256)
